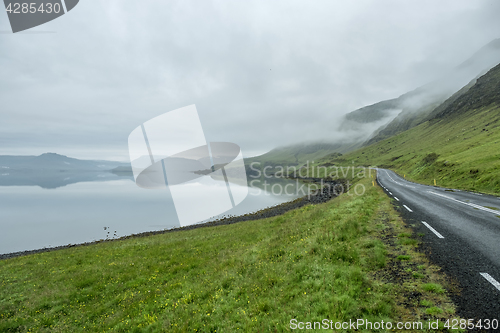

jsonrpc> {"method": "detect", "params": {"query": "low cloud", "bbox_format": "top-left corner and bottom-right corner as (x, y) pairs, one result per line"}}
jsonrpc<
(1, 0), (500, 160)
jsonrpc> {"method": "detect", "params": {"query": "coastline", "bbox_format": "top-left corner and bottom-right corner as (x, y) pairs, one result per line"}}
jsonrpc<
(0, 178), (348, 260)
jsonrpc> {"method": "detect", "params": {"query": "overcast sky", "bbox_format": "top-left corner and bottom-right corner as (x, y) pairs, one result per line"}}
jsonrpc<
(1, 0), (500, 161)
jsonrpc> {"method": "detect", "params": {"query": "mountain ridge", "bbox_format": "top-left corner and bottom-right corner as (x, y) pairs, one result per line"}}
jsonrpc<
(0, 153), (127, 171)
(320, 61), (500, 194)
(248, 38), (500, 165)
(344, 38), (500, 145)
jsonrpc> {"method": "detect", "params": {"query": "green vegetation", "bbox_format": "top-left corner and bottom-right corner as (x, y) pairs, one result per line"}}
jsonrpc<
(0, 177), (460, 332)
(247, 56), (500, 197)
(244, 143), (344, 175)
(422, 284), (446, 294)
(322, 103), (500, 194)
(347, 39), (500, 146)
(425, 307), (444, 315)
(318, 63), (500, 195)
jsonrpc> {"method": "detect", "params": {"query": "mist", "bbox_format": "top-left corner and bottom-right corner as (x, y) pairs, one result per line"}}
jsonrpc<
(1, 0), (500, 160)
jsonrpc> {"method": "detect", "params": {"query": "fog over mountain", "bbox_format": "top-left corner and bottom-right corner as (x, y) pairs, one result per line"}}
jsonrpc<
(1, 1), (500, 160)
(339, 38), (500, 147)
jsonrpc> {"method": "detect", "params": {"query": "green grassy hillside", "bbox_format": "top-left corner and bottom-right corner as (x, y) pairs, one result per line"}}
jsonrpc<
(320, 63), (500, 195)
(244, 143), (346, 178)
(364, 38), (500, 145)
(245, 40), (500, 177)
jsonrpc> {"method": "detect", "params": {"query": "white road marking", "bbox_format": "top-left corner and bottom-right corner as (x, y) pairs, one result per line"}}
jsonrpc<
(422, 221), (444, 238)
(384, 170), (415, 188)
(480, 273), (500, 291)
(428, 191), (499, 215)
(394, 197), (399, 201)
(389, 192), (392, 195)
(403, 205), (413, 212)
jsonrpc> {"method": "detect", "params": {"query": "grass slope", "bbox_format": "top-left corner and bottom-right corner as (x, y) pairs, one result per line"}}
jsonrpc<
(0, 177), (460, 332)
(320, 65), (500, 195)
(245, 143), (344, 168)
(363, 38), (500, 145)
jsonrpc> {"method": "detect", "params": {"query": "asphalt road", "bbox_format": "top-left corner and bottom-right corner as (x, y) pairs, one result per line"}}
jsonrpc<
(376, 168), (500, 325)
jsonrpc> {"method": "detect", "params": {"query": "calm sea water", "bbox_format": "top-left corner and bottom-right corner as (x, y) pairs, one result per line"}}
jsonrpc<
(0, 174), (301, 254)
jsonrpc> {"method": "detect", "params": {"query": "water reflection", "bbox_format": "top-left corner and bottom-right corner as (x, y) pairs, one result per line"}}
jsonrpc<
(0, 170), (302, 255)
(0, 170), (134, 189)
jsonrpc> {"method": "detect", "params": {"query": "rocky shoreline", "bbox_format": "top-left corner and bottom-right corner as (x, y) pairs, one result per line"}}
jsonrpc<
(0, 178), (348, 260)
